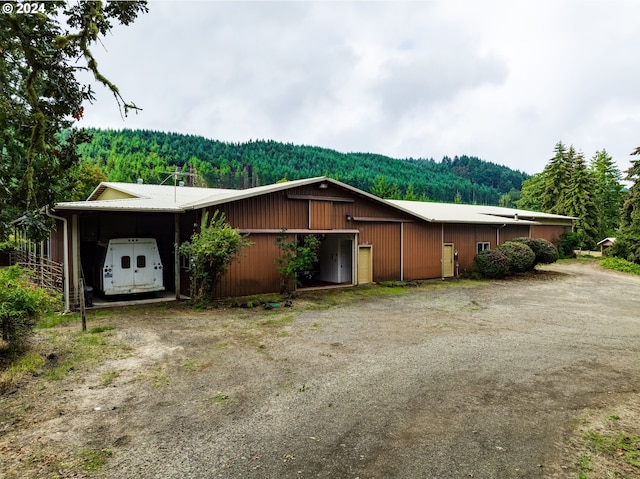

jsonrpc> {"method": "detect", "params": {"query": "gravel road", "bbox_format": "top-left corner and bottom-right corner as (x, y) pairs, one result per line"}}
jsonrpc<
(4, 261), (640, 479)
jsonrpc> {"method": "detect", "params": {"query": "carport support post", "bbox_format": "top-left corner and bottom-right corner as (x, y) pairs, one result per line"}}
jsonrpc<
(174, 213), (180, 300)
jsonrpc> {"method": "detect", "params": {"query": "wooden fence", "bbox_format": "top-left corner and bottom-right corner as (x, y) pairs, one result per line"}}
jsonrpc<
(14, 250), (65, 294)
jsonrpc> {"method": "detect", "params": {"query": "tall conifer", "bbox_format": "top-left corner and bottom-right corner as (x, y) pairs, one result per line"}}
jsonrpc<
(611, 150), (640, 262)
(564, 149), (599, 249)
(541, 142), (571, 214)
(589, 150), (623, 239)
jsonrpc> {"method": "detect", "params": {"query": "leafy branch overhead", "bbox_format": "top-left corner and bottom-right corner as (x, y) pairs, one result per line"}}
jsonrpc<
(0, 1), (148, 239)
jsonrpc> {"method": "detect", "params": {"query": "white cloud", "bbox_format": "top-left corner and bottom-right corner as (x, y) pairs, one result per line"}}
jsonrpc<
(79, 1), (640, 177)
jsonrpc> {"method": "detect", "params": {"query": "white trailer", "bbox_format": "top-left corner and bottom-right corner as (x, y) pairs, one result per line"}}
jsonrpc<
(99, 238), (164, 296)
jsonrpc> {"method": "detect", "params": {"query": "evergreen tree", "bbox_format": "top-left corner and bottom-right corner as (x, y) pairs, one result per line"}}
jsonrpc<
(610, 150), (640, 263)
(590, 149), (624, 239)
(541, 142), (571, 214)
(370, 175), (400, 199)
(516, 173), (544, 211)
(564, 150), (599, 249)
(404, 183), (418, 201)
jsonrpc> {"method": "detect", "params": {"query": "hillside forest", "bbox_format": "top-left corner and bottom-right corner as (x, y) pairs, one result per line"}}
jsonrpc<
(72, 129), (528, 206)
(68, 131), (635, 253)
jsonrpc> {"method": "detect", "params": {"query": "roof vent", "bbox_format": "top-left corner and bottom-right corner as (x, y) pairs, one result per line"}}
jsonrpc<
(514, 213), (519, 221)
(179, 181), (185, 187)
(137, 178), (143, 184)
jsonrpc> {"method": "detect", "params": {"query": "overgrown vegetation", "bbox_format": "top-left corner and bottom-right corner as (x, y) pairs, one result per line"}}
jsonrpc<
(274, 231), (321, 294)
(179, 210), (252, 305)
(0, 266), (58, 349)
(1, 2), (148, 240)
(600, 257), (640, 275)
(607, 148), (640, 264)
(557, 231), (580, 259)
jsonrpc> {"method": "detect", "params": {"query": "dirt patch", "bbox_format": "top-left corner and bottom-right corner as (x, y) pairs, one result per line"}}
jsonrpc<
(2, 261), (640, 478)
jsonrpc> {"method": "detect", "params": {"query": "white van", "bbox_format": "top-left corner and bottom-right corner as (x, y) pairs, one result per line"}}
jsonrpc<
(99, 238), (164, 296)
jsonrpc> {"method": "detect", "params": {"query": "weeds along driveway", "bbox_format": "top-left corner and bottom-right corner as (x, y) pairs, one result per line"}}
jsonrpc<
(4, 261), (640, 479)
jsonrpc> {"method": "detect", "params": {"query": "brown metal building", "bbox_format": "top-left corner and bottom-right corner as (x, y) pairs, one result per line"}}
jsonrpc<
(17, 177), (574, 311)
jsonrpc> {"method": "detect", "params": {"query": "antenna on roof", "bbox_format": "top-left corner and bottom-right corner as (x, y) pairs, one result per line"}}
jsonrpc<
(161, 166), (193, 203)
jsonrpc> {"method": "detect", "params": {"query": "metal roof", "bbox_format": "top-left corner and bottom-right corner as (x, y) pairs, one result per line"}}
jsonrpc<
(389, 200), (576, 225)
(53, 177), (576, 226)
(55, 177), (334, 213)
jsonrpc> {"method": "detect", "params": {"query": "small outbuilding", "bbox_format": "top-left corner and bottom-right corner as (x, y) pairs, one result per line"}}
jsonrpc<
(13, 176), (575, 311)
(597, 237), (616, 254)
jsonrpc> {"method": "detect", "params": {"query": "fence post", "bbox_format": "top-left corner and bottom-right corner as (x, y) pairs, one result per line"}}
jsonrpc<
(79, 277), (86, 332)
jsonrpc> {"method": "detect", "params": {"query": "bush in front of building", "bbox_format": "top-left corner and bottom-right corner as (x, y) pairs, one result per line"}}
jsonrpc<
(512, 237), (559, 268)
(557, 232), (580, 259)
(470, 249), (511, 279)
(179, 210), (253, 305)
(495, 241), (536, 273)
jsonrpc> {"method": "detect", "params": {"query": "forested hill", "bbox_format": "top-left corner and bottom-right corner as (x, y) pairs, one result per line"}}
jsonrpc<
(76, 128), (528, 204)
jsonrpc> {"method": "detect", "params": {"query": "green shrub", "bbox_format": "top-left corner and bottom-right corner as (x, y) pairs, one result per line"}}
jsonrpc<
(470, 249), (510, 279)
(512, 237), (559, 267)
(607, 234), (640, 264)
(275, 231), (321, 294)
(0, 266), (54, 347)
(179, 210), (253, 305)
(557, 232), (580, 259)
(600, 257), (640, 275)
(495, 241), (536, 273)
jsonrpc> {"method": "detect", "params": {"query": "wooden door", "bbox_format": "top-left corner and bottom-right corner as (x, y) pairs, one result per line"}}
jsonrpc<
(358, 246), (373, 284)
(443, 244), (454, 277)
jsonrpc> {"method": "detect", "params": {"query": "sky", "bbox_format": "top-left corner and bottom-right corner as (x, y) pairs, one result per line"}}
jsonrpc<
(79, 0), (640, 177)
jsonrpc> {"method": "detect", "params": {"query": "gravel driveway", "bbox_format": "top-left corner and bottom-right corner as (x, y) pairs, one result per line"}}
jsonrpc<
(4, 261), (640, 478)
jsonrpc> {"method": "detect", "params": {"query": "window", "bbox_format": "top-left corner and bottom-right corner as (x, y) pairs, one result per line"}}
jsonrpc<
(137, 255), (146, 268)
(121, 255), (131, 269)
(476, 242), (490, 254)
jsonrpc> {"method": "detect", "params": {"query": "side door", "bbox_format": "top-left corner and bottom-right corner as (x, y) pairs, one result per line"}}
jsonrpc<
(357, 245), (373, 284)
(443, 244), (454, 277)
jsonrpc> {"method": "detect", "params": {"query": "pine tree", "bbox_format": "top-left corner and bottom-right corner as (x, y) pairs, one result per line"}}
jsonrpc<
(610, 150), (640, 262)
(404, 184), (418, 201)
(564, 150), (599, 249)
(541, 142), (571, 214)
(516, 173), (544, 211)
(590, 150), (624, 239)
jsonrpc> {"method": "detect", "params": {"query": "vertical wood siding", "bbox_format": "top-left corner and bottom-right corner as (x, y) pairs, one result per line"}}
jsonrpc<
(402, 223), (442, 279)
(310, 201), (332, 229)
(530, 224), (572, 243)
(443, 224), (502, 274)
(357, 223), (401, 281)
(213, 191), (308, 230)
(215, 233), (282, 297)
(500, 225), (531, 243)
